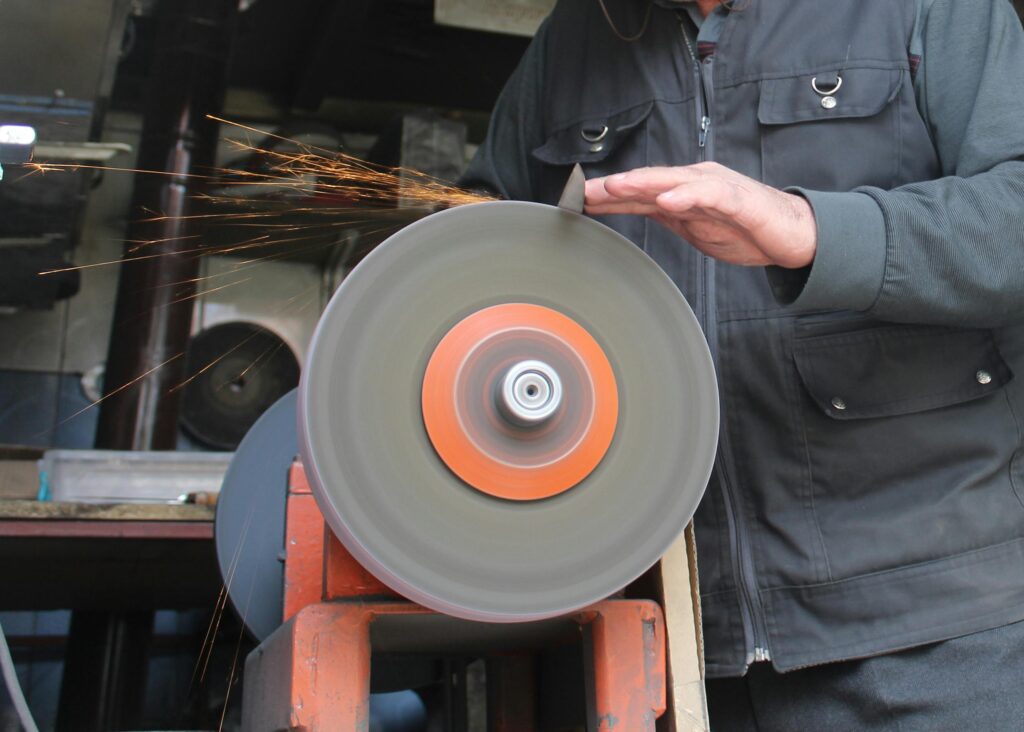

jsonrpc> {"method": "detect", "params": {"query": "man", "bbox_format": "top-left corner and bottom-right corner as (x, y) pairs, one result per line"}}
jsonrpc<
(462, 0), (1024, 728)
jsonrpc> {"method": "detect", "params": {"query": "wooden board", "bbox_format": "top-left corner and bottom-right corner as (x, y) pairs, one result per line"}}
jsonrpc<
(657, 523), (710, 731)
(0, 499), (214, 522)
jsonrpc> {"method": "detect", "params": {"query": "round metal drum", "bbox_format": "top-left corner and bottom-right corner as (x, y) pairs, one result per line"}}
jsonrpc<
(215, 389), (296, 640)
(299, 200), (718, 622)
(180, 322), (300, 450)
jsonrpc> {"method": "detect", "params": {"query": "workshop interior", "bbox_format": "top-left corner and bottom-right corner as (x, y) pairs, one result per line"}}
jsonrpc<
(3, 1), (1023, 731)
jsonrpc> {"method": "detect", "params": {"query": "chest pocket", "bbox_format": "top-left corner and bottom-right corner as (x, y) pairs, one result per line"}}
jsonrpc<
(758, 66), (904, 191)
(532, 101), (653, 182)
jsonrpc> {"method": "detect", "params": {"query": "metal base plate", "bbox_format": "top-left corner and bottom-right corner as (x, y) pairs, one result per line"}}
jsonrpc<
(300, 201), (718, 622)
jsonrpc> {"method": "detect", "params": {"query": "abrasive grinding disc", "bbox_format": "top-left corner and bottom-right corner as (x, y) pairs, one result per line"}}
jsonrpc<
(215, 389), (296, 640)
(299, 200), (718, 622)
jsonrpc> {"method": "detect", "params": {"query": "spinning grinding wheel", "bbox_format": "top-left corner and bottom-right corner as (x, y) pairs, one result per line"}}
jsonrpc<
(299, 196), (719, 623)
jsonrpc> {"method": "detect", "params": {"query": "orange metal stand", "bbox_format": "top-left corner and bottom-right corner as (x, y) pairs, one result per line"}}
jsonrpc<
(241, 462), (667, 731)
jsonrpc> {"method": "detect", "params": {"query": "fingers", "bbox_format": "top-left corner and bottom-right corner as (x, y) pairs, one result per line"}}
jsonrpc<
(585, 201), (663, 216)
(587, 178), (740, 221)
(585, 165), (712, 208)
(585, 163), (749, 221)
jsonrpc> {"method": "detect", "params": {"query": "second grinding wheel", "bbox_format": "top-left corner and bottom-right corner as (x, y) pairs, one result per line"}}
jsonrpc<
(300, 200), (719, 622)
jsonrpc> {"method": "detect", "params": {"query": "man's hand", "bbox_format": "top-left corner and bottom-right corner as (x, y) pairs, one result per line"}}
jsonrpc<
(584, 163), (817, 269)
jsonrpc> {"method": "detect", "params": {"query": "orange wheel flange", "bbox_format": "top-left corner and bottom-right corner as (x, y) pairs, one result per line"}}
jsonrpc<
(421, 303), (618, 501)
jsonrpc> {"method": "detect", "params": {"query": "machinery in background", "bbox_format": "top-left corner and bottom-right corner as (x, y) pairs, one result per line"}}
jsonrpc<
(0, 0), (477, 455)
(0, 125), (80, 312)
(0, 0), (131, 313)
(0, 0), (135, 454)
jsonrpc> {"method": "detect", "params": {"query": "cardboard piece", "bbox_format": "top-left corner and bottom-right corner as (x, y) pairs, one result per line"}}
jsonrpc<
(0, 460), (40, 500)
(658, 522), (710, 731)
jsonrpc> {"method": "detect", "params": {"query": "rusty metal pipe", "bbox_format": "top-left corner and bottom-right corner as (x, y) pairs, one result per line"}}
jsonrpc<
(95, 0), (238, 451)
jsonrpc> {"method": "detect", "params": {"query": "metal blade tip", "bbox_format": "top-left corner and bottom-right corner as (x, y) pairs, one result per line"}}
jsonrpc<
(557, 163), (586, 214)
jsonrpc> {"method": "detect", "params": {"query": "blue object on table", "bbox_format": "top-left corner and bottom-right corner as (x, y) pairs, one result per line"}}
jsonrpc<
(37, 471), (51, 502)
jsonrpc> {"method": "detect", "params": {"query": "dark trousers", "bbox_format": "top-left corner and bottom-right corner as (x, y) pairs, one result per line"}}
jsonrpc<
(705, 620), (1024, 731)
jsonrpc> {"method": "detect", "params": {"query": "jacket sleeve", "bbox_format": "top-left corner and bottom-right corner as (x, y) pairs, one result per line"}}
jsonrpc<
(458, 20), (550, 201)
(768, 0), (1024, 327)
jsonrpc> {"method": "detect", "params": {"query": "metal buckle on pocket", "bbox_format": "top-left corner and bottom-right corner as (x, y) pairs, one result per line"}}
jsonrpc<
(811, 75), (843, 110)
(581, 124), (609, 143)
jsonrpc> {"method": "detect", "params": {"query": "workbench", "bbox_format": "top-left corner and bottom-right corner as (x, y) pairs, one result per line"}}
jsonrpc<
(0, 499), (220, 611)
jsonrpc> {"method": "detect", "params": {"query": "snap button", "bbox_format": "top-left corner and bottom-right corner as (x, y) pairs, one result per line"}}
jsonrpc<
(976, 370), (993, 385)
(589, 143), (604, 153)
(821, 96), (837, 110)
(581, 124), (609, 143)
(831, 397), (847, 411)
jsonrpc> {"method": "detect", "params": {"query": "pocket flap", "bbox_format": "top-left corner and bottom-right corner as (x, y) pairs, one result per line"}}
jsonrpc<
(793, 326), (1013, 420)
(758, 67), (902, 125)
(532, 101), (653, 166)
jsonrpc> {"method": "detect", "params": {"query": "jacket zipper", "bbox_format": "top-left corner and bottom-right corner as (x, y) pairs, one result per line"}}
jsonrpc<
(679, 13), (771, 668)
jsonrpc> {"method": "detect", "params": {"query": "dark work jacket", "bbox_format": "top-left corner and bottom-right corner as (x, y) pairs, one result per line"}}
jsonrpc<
(462, 0), (1024, 676)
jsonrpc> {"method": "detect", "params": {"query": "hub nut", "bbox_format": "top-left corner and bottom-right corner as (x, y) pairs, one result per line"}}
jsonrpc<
(498, 360), (563, 427)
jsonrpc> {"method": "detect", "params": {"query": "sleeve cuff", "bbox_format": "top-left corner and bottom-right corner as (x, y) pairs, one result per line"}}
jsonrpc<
(765, 189), (887, 311)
